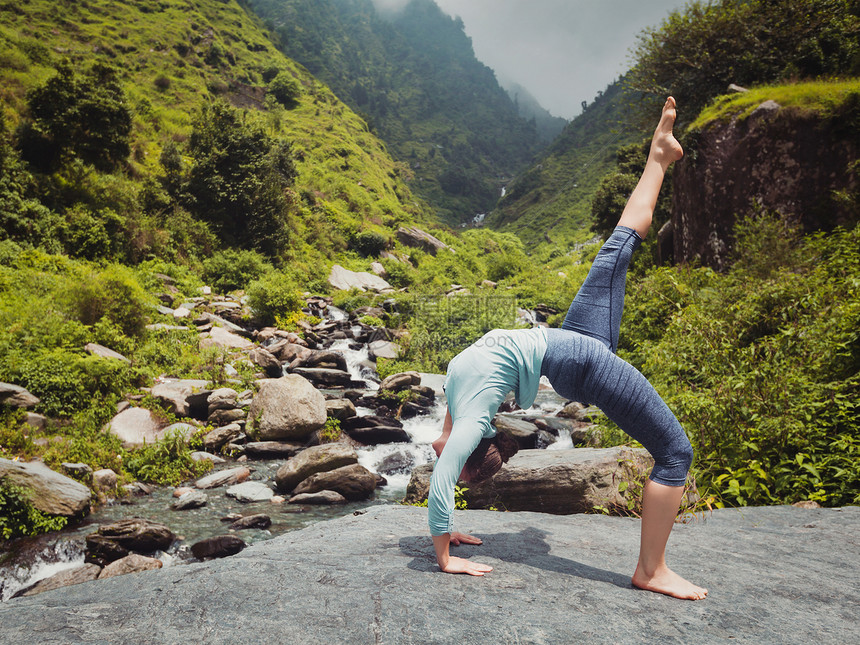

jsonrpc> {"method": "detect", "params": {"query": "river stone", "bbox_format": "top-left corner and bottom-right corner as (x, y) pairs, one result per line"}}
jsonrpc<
(325, 398), (356, 420)
(105, 407), (165, 449)
(343, 424), (410, 445)
(288, 490), (347, 505)
(291, 367), (353, 387)
(62, 462), (93, 481)
(149, 379), (210, 417)
(190, 451), (226, 464)
(84, 343), (130, 363)
(327, 264), (392, 292)
(85, 535), (130, 566)
(190, 535), (247, 560)
(92, 469), (118, 491)
(229, 514), (272, 530)
(0, 382), (40, 408)
(98, 554), (163, 580)
(243, 441), (303, 458)
(195, 466), (251, 489)
(22, 412), (47, 431)
(292, 463), (377, 501)
(491, 414), (542, 449)
(225, 481), (274, 503)
(0, 457), (91, 516)
(200, 326), (255, 350)
(207, 388), (239, 413)
(160, 422), (198, 441)
(13, 563), (102, 598)
(249, 347), (282, 378)
(208, 408), (246, 426)
(171, 490), (208, 510)
(93, 518), (176, 553)
(246, 374), (327, 441)
(405, 447), (654, 514)
(378, 371), (420, 392)
(275, 443), (359, 492)
(376, 451), (415, 475)
(368, 340), (399, 361)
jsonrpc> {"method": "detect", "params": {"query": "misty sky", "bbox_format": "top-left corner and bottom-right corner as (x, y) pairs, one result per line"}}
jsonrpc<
(412, 0), (689, 119)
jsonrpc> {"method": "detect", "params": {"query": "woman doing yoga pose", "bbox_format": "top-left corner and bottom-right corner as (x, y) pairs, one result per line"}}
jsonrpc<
(428, 97), (708, 601)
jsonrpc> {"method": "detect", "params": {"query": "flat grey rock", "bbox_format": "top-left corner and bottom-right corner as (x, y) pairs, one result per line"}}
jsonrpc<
(1, 506), (857, 644)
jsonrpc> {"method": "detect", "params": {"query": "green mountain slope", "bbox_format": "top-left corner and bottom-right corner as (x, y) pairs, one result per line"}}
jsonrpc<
(0, 0), (435, 271)
(246, 0), (543, 224)
(487, 81), (646, 249)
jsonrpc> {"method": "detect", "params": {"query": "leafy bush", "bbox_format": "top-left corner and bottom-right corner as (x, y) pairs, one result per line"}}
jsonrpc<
(202, 248), (272, 293)
(246, 271), (304, 325)
(124, 428), (211, 486)
(0, 477), (69, 539)
(268, 71), (301, 107)
(66, 264), (152, 338)
(318, 418), (342, 443)
(351, 230), (388, 257)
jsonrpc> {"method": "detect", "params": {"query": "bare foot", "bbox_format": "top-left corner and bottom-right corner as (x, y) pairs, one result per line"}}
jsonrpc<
(650, 96), (684, 168)
(632, 562), (708, 600)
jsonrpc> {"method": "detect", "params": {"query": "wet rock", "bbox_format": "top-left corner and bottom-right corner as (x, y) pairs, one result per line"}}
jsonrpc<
(190, 535), (246, 560)
(275, 443), (359, 492)
(491, 414), (542, 449)
(246, 374), (327, 441)
(173, 486), (194, 497)
(85, 535), (130, 566)
(84, 343), (130, 363)
(0, 382), (39, 408)
(378, 371), (420, 392)
(292, 463), (377, 501)
(288, 349), (348, 372)
(13, 564), (102, 598)
(343, 424), (410, 445)
(376, 452), (415, 476)
(202, 423), (242, 452)
(325, 398), (357, 420)
(225, 481), (274, 503)
(171, 490), (208, 510)
(229, 514), (272, 530)
(291, 367), (353, 387)
(288, 490), (347, 505)
(92, 518), (176, 553)
(98, 554), (163, 579)
(195, 466), (251, 490)
(243, 441), (303, 458)
(0, 457), (91, 516)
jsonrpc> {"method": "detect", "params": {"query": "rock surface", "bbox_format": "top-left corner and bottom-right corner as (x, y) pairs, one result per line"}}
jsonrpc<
(2, 506), (857, 643)
(247, 374), (327, 441)
(0, 458), (91, 516)
(105, 407), (166, 448)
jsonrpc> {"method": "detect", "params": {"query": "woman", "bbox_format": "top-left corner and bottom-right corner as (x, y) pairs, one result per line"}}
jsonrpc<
(428, 97), (708, 601)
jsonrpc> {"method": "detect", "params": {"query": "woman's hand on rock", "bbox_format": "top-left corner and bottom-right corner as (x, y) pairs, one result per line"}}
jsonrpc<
(449, 531), (482, 546)
(441, 556), (493, 576)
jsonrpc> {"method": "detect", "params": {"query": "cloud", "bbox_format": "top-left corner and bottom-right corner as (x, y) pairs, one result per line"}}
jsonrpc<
(370, 0), (412, 14)
(432, 0), (687, 118)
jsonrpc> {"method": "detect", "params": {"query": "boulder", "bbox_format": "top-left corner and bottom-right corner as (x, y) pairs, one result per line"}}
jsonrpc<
(275, 443), (359, 492)
(328, 264), (392, 292)
(368, 340), (400, 361)
(378, 371), (420, 392)
(200, 327), (255, 350)
(91, 518), (176, 553)
(105, 407), (166, 449)
(13, 564), (102, 598)
(207, 409), (246, 427)
(171, 490), (208, 510)
(292, 463), (377, 501)
(290, 367), (354, 388)
(249, 347), (282, 378)
(207, 388), (239, 413)
(288, 490), (347, 505)
(246, 375), (327, 441)
(0, 458), (91, 516)
(98, 554), (163, 580)
(84, 343), (130, 363)
(243, 441), (303, 458)
(149, 379), (210, 418)
(404, 447), (654, 514)
(61, 462), (93, 481)
(190, 451), (226, 464)
(325, 398), (356, 420)
(342, 424), (410, 445)
(229, 514), (272, 530)
(395, 226), (450, 255)
(85, 535), (129, 566)
(376, 451), (415, 476)
(225, 481), (274, 503)
(491, 414), (542, 449)
(190, 535), (246, 560)
(92, 469), (118, 491)
(0, 382), (39, 408)
(195, 466), (251, 490)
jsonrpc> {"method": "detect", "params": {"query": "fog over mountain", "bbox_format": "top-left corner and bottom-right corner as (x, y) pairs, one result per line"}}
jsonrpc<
(423, 0), (687, 119)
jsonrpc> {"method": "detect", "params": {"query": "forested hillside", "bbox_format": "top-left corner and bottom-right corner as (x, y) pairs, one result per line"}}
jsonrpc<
(247, 0), (544, 224)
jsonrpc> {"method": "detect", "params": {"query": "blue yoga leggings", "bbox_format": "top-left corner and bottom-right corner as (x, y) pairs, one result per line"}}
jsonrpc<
(540, 226), (693, 486)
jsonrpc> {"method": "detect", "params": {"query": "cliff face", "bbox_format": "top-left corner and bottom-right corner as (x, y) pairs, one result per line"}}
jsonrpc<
(671, 99), (859, 269)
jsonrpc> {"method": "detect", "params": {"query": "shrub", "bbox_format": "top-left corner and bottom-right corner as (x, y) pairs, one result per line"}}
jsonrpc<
(246, 271), (303, 325)
(0, 477), (69, 539)
(268, 71), (301, 107)
(124, 428), (211, 486)
(351, 230), (388, 257)
(202, 248), (272, 293)
(66, 264), (152, 338)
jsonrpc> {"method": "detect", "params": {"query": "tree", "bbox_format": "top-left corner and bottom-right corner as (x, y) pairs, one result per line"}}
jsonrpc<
(186, 102), (297, 256)
(21, 61), (132, 172)
(268, 71), (301, 107)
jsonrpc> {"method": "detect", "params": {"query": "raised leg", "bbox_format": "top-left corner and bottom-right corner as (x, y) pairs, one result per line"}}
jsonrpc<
(618, 96), (684, 238)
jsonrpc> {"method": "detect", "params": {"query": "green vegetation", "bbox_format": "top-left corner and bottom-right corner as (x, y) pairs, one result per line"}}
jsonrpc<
(124, 429), (212, 486)
(0, 477), (69, 540)
(614, 216), (859, 507)
(318, 418), (342, 444)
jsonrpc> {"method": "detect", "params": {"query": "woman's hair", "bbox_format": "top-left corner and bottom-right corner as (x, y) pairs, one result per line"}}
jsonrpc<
(464, 432), (519, 483)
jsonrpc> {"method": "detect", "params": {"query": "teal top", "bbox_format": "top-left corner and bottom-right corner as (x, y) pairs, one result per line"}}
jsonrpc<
(428, 326), (548, 536)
